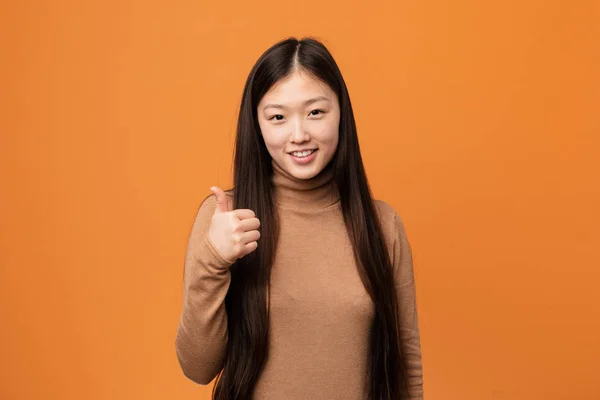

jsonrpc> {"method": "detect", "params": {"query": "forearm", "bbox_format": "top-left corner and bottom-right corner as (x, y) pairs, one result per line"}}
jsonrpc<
(176, 232), (233, 384)
(393, 213), (424, 398)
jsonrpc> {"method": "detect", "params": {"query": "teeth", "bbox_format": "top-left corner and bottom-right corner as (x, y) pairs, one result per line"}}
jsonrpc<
(292, 150), (315, 158)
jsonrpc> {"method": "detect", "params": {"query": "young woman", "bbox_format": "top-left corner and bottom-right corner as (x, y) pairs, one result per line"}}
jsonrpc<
(176, 37), (424, 400)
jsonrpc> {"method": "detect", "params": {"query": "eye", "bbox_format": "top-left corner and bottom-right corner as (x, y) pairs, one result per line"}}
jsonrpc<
(309, 109), (325, 116)
(269, 114), (284, 121)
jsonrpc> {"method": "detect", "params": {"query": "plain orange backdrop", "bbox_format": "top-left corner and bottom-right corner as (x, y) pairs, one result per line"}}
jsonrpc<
(1, 0), (599, 399)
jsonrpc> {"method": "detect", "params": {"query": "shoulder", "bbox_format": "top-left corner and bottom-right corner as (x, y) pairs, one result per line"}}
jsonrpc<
(373, 199), (396, 219)
(195, 189), (235, 222)
(372, 199), (408, 247)
(198, 189), (234, 209)
(373, 199), (405, 230)
(373, 199), (415, 281)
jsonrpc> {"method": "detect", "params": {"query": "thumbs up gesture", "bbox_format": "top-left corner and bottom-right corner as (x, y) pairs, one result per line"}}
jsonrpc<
(207, 186), (261, 264)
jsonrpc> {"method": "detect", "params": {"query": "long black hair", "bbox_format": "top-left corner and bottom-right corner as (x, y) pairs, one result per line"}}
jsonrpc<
(213, 37), (408, 400)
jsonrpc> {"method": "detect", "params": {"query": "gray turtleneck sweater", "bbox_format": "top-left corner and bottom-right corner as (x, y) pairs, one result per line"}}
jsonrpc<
(175, 160), (424, 399)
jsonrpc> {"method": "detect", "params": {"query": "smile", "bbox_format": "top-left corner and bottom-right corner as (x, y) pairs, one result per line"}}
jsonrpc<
(289, 149), (318, 164)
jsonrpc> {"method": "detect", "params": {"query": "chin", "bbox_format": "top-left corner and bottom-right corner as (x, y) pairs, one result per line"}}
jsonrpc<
(287, 164), (321, 180)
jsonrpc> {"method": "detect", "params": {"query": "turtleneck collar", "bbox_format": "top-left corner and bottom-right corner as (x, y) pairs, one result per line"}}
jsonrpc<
(271, 159), (340, 209)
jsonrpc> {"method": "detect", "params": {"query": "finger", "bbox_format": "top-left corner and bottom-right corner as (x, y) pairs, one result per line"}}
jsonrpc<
(233, 209), (256, 220)
(239, 217), (260, 232)
(241, 241), (258, 256)
(241, 230), (260, 244)
(210, 186), (229, 214)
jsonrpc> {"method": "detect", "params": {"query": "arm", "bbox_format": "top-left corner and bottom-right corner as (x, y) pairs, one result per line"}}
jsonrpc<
(175, 194), (235, 385)
(392, 213), (424, 399)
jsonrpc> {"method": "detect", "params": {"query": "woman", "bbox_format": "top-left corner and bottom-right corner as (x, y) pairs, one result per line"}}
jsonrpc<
(176, 37), (424, 400)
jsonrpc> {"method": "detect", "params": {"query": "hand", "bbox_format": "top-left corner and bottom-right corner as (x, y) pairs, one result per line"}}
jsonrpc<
(207, 186), (261, 263)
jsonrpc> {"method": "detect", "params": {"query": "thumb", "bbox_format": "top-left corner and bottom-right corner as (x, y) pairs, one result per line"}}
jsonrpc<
(210, 186), (230, 214)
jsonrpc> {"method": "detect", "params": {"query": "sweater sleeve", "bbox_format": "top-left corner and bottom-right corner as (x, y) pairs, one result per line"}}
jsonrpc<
(392, 213), (424, 399)
(175, 194), (236, 385)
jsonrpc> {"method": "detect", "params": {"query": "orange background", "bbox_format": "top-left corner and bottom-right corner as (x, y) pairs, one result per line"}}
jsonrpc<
(2, 1), (599, 399)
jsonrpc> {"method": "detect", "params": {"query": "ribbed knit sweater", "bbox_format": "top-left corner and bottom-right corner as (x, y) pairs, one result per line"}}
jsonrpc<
(176, 160), (424, 399)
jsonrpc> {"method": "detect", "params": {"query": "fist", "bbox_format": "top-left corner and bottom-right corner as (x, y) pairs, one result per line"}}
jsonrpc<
(207, 186), (261, 263)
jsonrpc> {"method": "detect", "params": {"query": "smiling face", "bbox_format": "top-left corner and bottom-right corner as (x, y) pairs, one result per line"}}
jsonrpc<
(257, 69), (340, 180)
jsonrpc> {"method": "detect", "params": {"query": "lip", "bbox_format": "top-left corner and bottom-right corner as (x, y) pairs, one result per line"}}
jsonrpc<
(289, 149), (318, 165)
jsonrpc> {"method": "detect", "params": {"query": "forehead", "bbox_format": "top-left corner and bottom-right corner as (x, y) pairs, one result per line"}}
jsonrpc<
(259, 70), (335, 104)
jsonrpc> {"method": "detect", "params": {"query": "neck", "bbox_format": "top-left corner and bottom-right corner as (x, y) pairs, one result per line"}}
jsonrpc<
(270, 160), (339, 209)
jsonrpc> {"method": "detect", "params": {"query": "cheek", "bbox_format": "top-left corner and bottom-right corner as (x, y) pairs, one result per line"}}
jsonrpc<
(259, 125), (286, 152)
(316, 118), (340, 148)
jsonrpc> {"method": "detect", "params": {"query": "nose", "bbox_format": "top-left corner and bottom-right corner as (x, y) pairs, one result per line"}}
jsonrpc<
(289, 117), (310, 143)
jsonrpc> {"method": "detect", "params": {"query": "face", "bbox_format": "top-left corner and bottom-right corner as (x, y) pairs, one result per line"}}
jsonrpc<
(257, 69), (340, 180)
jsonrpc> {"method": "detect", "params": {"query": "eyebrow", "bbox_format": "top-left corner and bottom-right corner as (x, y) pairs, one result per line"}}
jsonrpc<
(262, 96), (330, 111)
